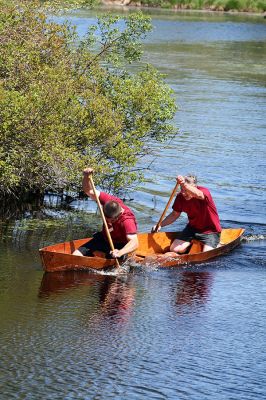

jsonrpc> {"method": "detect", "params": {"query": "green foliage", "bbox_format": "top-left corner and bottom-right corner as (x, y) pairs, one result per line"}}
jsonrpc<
(138, 0), (265, 10)
(224, 0), (240, 9)
(40, 0), (97, 9)
(256, 0), (266, 10)
(140, 0), (165, 6)
(0, 0), (177, 198)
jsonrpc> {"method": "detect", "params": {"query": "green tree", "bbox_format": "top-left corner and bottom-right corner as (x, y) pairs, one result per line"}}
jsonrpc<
(0, 0), (177, 202)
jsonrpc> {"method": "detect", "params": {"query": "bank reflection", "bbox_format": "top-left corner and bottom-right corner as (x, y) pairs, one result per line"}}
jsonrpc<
(175, 271), (213, 310)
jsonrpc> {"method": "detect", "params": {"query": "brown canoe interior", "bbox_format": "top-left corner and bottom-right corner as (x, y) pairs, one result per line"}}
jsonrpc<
(39, 228), (245, 272)
(135, 228), (245, 257)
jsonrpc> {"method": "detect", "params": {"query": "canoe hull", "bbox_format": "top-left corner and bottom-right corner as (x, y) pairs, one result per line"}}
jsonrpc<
(39, 228), (245, 272)
(39, 238), (115, 272)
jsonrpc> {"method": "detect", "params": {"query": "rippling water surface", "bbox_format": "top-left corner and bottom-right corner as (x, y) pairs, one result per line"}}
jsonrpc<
(0, 8), (265, 400)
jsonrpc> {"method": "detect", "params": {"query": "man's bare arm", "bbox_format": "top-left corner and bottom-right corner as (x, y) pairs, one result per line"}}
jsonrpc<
(82, 168), (100, 200)
(161, 210), (181, 228)
(111, 234), (139, 258)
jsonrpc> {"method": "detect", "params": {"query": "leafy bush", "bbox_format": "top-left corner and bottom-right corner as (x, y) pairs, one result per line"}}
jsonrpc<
(224, 0), (240, 9)
(257, 0), (266, 10)
(0, 0), (177, 199)
(135, 0), (264, 10)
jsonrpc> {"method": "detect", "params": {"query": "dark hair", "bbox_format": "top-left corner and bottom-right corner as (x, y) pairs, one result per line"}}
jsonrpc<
(185, 175), (197, 185)
(103, 201), (122, 218)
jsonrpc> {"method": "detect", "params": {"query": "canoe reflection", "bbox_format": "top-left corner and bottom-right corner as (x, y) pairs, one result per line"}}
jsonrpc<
(175, 271), (213, 308)
(39, 271), (107, 297)
(98, 276), (135, 321)
(39, 271), (136, 323)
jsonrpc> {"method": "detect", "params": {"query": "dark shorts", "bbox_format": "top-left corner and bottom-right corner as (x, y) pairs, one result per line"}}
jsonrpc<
(78, 231), (125, 259)
(176, 225), (221, 248)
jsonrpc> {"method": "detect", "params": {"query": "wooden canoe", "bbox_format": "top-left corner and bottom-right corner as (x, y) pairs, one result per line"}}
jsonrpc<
(39, 228), (245, 272)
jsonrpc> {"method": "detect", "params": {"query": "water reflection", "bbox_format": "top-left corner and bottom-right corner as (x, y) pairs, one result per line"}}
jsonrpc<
(39, 272), (136, 323)
(0, 197), (43, 220)
(98, 275), (135, 322)
(38, 271), (106, 297)
(175, 271), (213, 311)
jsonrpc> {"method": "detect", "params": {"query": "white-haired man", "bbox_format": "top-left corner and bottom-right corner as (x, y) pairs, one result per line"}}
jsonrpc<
(152, 175), (221, 254)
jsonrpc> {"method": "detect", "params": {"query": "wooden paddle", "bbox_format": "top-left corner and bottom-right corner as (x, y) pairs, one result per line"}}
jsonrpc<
(154, 180), (180, 233)
(88, 174), (120, 269)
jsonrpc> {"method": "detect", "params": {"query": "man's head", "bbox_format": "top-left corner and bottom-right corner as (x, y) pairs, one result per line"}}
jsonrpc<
(181, 175), (197, 200)
(103, 201), (122, 220)
(184, 175), (197, 185)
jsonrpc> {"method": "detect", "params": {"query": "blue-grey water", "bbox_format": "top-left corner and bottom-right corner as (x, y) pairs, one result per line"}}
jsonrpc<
(0, 8), (266, 400)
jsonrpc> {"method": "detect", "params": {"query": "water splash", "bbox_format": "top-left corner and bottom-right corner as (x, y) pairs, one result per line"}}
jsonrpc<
(89, 268), (122, 276)
(89, 261), (132, 276)
(243, 234), (266, 242)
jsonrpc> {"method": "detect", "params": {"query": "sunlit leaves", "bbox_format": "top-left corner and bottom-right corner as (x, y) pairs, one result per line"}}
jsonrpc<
(0, 1), (177, 199)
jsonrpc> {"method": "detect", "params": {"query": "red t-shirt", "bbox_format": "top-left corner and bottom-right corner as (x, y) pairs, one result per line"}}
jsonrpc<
(172, 186), (221, 234)
(99, 192), (137, 244)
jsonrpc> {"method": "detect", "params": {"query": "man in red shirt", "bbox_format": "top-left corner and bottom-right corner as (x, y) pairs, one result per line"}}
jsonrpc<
(153, 175), (221, 253)
(73, 168), (138, 259)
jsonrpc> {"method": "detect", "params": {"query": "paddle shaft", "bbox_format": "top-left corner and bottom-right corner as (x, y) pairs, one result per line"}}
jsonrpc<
(88, 175), (120, 268)
(154, 181), (180, 232)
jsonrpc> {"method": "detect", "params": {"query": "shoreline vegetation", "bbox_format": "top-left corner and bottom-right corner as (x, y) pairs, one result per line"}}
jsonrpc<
(101, 0), (266, 14)
(0, 1), (177, 211)
(0, 0), (265, 217)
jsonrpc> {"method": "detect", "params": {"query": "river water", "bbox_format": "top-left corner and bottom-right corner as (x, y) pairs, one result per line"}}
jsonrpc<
(0, 9), (265, 400)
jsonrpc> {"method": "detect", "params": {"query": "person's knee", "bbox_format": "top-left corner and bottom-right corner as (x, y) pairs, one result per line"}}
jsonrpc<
(170, 240), (190, 253)
(202, 244), (214, 252)
(72, 249), (84, 256)
(74, 245), (93, 257)
(170, 242), (179, 252)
